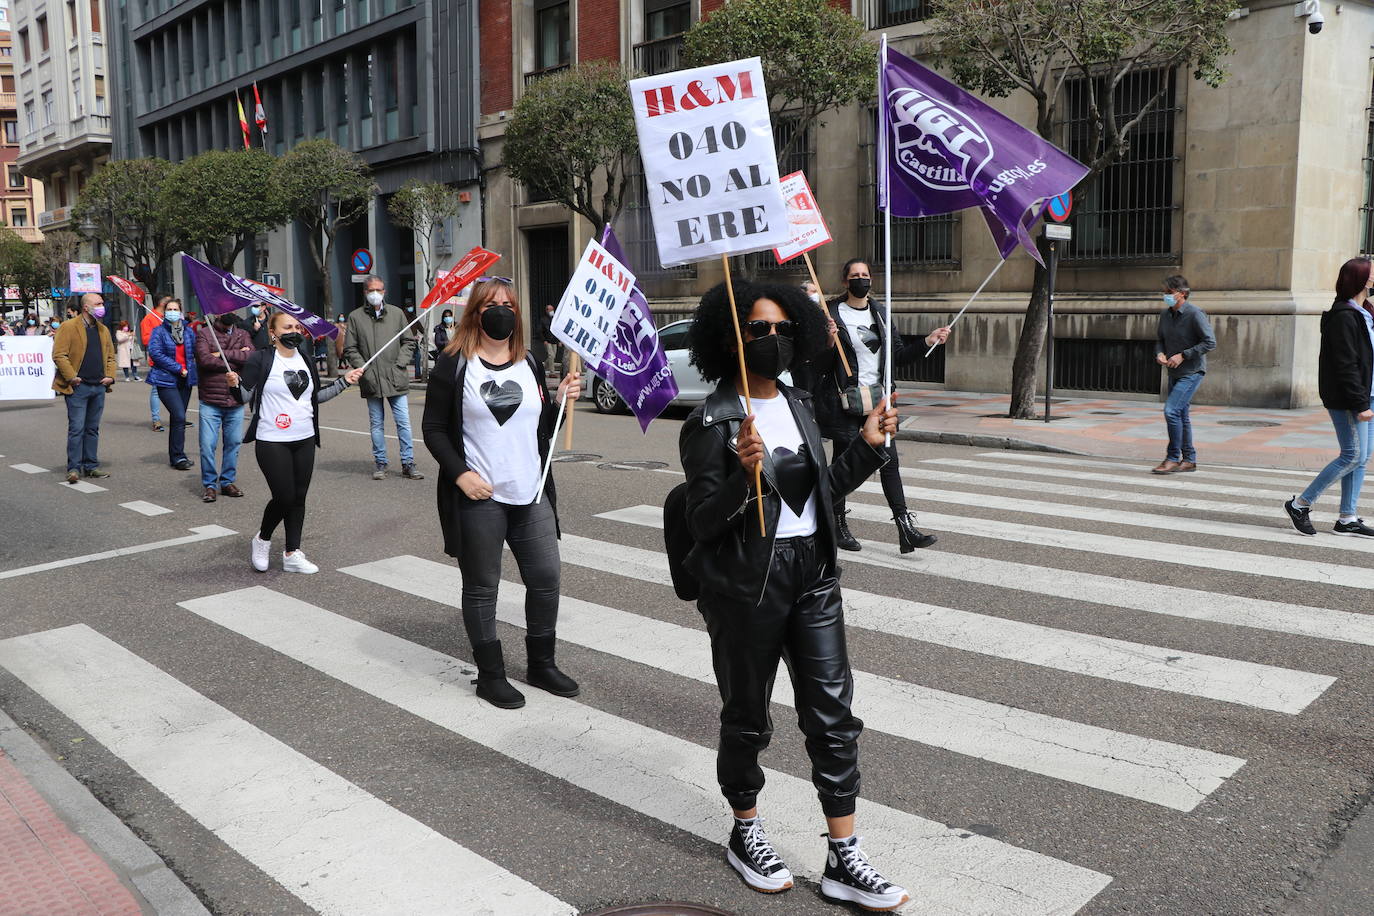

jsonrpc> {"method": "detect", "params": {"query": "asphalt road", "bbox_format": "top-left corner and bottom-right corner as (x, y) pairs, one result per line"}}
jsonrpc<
(2, 381), (1373, 915)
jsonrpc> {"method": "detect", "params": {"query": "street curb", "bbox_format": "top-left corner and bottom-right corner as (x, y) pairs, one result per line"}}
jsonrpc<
(895, 424), (1086, 455)
(0, 709), (211, 916)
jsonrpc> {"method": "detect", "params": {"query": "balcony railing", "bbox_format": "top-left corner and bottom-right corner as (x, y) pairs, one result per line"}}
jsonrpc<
(864, 0), (933, 28)
(0, 92), (16, 110)
(633, 34), (685, 77)
(38, 206), (71, 229)
(523, 64), (569, 86)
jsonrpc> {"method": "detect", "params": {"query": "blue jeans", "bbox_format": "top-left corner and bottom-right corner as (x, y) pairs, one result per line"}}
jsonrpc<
(65, 382), (106, 472)
(1300, 409), (1374, 517)
(366, 394), (413, 466)
(198, 402), (245, 489)
(157, 380), (193, 465)
(149, 385), (162, 423)
(1163, 372), (1204, 462)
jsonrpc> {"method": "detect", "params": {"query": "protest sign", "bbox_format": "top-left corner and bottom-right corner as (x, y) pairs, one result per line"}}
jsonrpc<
(107, 275), (146, 306)
(420, 247), (501, 311)
(0, 336), (55, 400)
(773, 171), (831, 264)
(181, 254), (339, 340)
(597, 226), (679, 431)
(629, 57), (789, 267)
(68, 263), (103, 294)
(550, 238), (635, 371)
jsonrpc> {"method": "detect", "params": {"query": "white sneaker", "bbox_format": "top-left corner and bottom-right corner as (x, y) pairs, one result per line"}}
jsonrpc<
(282, 550), (319, 574)
(251, 534), (271, 572)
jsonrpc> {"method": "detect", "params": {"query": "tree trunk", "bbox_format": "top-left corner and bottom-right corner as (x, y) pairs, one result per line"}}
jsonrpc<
(1008, 255), (1051, 419)
(317, 225), (334, 318)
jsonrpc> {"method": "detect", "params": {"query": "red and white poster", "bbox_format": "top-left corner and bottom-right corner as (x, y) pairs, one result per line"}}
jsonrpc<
(107, 275), (146, 305)
(773, 171), (832, 264)
(420, 246), (501, 311)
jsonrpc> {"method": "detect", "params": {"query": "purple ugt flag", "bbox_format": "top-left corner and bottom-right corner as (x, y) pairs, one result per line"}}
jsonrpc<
(878, 44), (1088, 264)
(597, 226), (680, 431)
(181, 254), (339, 339)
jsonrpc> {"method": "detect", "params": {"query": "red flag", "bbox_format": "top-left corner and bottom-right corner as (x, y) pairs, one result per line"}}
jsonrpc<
(107, 275), (146, 305)
(236, 92), (251, 150)
(253, 82), (267, 135)
(420, 247), (502, 311)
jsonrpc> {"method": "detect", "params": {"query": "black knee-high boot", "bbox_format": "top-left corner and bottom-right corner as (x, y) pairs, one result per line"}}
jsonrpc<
(472, 639), (525, 708)
(525, 634), (579, 697)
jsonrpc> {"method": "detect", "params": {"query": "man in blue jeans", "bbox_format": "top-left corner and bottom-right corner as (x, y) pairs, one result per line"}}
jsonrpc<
(51, 294), (117, 484)
(1153, 275), (1216, 474)
(344, 275), (425, 481)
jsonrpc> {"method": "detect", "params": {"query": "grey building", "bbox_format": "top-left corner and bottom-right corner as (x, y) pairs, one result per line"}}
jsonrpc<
(104, 0), (483, 314)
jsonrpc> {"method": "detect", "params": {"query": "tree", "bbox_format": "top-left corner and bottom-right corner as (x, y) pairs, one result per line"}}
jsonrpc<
(683, 0), (876, 162)
(71, 158), (189, 298)
(930, 0), (1236, 418)
(35, 230), (82, 294)
(503, 61), (639, 234)
(162, 149), (288, 271)
(0, 229), (40, 314)
(387, 180), (463, 294)
(270, 139), (376, 317)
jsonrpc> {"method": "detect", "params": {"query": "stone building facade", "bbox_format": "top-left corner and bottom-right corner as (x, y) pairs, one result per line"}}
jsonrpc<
(0, 7), (46, 250)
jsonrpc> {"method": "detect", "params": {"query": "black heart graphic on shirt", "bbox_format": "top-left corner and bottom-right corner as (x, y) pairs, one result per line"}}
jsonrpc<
(284, 370), (309, 400)
(481, 379), (524, 425)
(771, 444), (814, 517)
(857, 325), (881, 354)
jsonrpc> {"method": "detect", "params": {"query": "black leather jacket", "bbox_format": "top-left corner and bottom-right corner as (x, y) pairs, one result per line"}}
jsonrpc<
(679, 379), (888, 606)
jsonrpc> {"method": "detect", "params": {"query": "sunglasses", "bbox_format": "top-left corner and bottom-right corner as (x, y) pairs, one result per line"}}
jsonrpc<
(744, 319), (795, 339)
(478, 276), (513, 284)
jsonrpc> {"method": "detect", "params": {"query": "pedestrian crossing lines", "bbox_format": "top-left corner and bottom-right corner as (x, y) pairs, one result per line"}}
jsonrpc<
(915, 458), (1300, 503)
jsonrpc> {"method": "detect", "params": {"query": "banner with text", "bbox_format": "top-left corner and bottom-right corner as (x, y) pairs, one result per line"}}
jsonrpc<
(773, 170), (831, 264)
(629, 57), (789, 267)
(68, 263), (103, 294)
(551, 238), (635, 370)
(420, 246), (502, 311)
(0, 336), (55, 400)
(597, 226), (679, 431)
(181, 254), (339, 340)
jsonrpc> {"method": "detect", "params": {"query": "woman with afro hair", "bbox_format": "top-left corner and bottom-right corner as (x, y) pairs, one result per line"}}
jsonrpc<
(678, 279), (909, 911)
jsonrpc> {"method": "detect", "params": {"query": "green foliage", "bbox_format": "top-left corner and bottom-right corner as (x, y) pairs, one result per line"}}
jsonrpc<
(683, 0), (875, 161)
(0, 229), (48, 309)
(162, 149), (287, 271)
(387, 180), (463, 287)
(503, 61), (639, 233)
(71, 158), (189, 296)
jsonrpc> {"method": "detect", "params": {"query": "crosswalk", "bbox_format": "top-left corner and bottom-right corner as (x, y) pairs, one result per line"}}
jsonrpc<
(0, 449), (1370, 914)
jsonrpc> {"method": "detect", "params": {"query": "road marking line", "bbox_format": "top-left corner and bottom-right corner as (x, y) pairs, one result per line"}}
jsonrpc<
(0, 625), (573, 916)
(347, 555), (1245, 811)
(181, 586), (1113, 913)
(0, 526), (236, 581)
(10, 463), (48, 474)
(599, 504), (1374, 647)
(915, 460), (1294, 502)
(61, 480), (107, 494)
(972, 452), (1321, 483)
(119, 501), (173, 516)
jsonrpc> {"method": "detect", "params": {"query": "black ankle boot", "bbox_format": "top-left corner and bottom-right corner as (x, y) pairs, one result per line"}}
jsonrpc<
(526, 634), (579, 697)
(894, 511), (937, 553)
(834, 509), (861, 552)
(471, 639), (525, 708)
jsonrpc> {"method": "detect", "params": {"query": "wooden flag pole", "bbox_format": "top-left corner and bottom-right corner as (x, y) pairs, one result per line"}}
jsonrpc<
(721, 255), (766, 537)
(802, 251), (852, 379)
(563, 352), (581, 450)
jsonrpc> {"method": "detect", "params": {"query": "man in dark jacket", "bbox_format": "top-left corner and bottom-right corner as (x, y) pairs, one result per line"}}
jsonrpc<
(194, 313), (254, 502)
(1153, 275), (1217, 474)
(344, 275), (424, 481)
(238, 302), (272, 350)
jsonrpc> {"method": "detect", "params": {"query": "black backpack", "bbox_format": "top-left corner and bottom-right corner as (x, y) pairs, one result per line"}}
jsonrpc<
(663, 482), (698, 601)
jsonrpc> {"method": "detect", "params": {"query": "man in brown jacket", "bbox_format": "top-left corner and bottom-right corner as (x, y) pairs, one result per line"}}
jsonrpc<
(52, 293), (117, 483)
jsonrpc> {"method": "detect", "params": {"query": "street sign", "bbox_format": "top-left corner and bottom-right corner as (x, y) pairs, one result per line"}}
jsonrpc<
(351, 274), (370, 283)
(1046, 192), (1073, 223)
(261, 272), (282, 287)
(351, 249), (373, 273)
(1045, 224), (1072, 241)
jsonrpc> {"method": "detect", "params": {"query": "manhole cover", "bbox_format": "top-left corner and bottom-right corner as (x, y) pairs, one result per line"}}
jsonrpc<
(1217, 420), (1280, 428)
(597, 460), (670, 471)
(583, 905), (734, 916)
(1089, 411), (1122, 415)
(552, 452), (605, 462)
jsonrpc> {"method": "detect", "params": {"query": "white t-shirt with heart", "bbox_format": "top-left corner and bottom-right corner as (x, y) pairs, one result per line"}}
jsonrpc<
(742, 392), (817, 538)
(256, 350), (316, 442)
(462, 357), (543, 505)
(838, 302), (882, 387)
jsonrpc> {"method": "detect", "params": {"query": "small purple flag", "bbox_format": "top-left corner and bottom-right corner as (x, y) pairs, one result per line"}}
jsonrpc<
(878, 44), (1088, 264)
(597, 226), (680, 431)
(181, 254), (338, 339)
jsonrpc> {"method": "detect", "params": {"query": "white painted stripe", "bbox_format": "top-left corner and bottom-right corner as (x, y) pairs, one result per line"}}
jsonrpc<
(550, 535), (1327, 715)
(62, 479), (107, 494)
(0, 526), (236, 581)
(0, 625), (573, 916)
(973, 452), (1322, 483)
(914, 459), (1295, 502)
(10, 463), (48, 474)
(120, 500), (173, 516)
(349, 554), (1245, 811)
(182, 587), (1112, 913)
(600, 505), (1374, 647)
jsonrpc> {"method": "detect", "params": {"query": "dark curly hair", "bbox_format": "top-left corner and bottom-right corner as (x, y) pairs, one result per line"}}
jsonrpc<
(686, 280), (830, 384)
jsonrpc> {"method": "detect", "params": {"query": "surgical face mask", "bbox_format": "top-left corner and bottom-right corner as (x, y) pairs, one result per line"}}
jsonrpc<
(847, 277), (871, 299)
(164, 310), (182, 323)
(743, 333), (793, 381)
(365, 291), (385, 307)
(249, 306), (261, 316)
(90, 305), (106, 319)
(443, 316), (454, 326)
(277, 332), (304, 350)
(1163, 294), (1177, 308)
(480, 304), (516, 341)
(809, 293), (821, 304)
(27, 319), (35, 326)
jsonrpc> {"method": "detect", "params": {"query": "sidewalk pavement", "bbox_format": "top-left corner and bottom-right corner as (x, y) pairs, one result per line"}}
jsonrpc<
(0, 709), (208, 916)
(894, 388), (1339, 472)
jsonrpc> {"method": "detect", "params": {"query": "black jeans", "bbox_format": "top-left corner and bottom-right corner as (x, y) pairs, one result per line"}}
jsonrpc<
(829, 419), (904, 517)
(456, 497), (560, 646)
(698, 535), (862, 818)
(255, 438), (315, 551)
(157, 380), (192, 465)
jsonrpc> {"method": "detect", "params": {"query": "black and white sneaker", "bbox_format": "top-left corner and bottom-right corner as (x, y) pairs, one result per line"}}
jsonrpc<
(820, 834), (910, 912)
(1284, 498), (1316, 536)
(725, 817), (793, 893)
(1334, 518), (1374, 538)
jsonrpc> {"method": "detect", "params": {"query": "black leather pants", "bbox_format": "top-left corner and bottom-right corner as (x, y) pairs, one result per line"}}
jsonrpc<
(698, 535), (863, 818)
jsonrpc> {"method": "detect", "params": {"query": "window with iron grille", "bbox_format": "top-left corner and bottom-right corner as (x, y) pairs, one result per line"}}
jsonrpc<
(858, 107), (959, 269)
(619, 156), (697, 289)
(1361, 67), (1374, 256)
(1059, 67), (1181, 263)
(1053, 338), (1159, 394)
(742, 115), (814, 276)
(863, 0), (932, 29)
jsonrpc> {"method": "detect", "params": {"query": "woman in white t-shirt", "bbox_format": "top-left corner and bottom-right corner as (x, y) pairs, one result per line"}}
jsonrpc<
(421, 278), (582, 710)
(236, 312), (362, 574)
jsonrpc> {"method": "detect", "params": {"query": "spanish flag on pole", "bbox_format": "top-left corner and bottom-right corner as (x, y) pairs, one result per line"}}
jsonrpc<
(236, 91), (251, 150)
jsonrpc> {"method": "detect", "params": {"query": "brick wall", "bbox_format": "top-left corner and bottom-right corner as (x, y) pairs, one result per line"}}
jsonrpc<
(479, 0), (513, 114)
(700, 0), (724, 15)
(577, 0), (620, 63)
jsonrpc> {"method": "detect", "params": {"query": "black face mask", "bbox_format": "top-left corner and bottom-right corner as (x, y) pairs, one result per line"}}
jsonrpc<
(277, 332), (304, 350)
(480, 305), (517, 341)
(743, 333), (793, 381)
(847, 277), (872, 299)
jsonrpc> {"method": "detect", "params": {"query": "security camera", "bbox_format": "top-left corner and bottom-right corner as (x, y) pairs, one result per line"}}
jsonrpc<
(1294, 0), (1324, 33)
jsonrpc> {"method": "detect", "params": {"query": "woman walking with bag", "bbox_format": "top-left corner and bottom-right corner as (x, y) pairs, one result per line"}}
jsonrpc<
(238, 313), (363, 573)
(1285, 257), (1374, 537)
(421, 278), (582, 709)
(115, 321), (136, 380)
